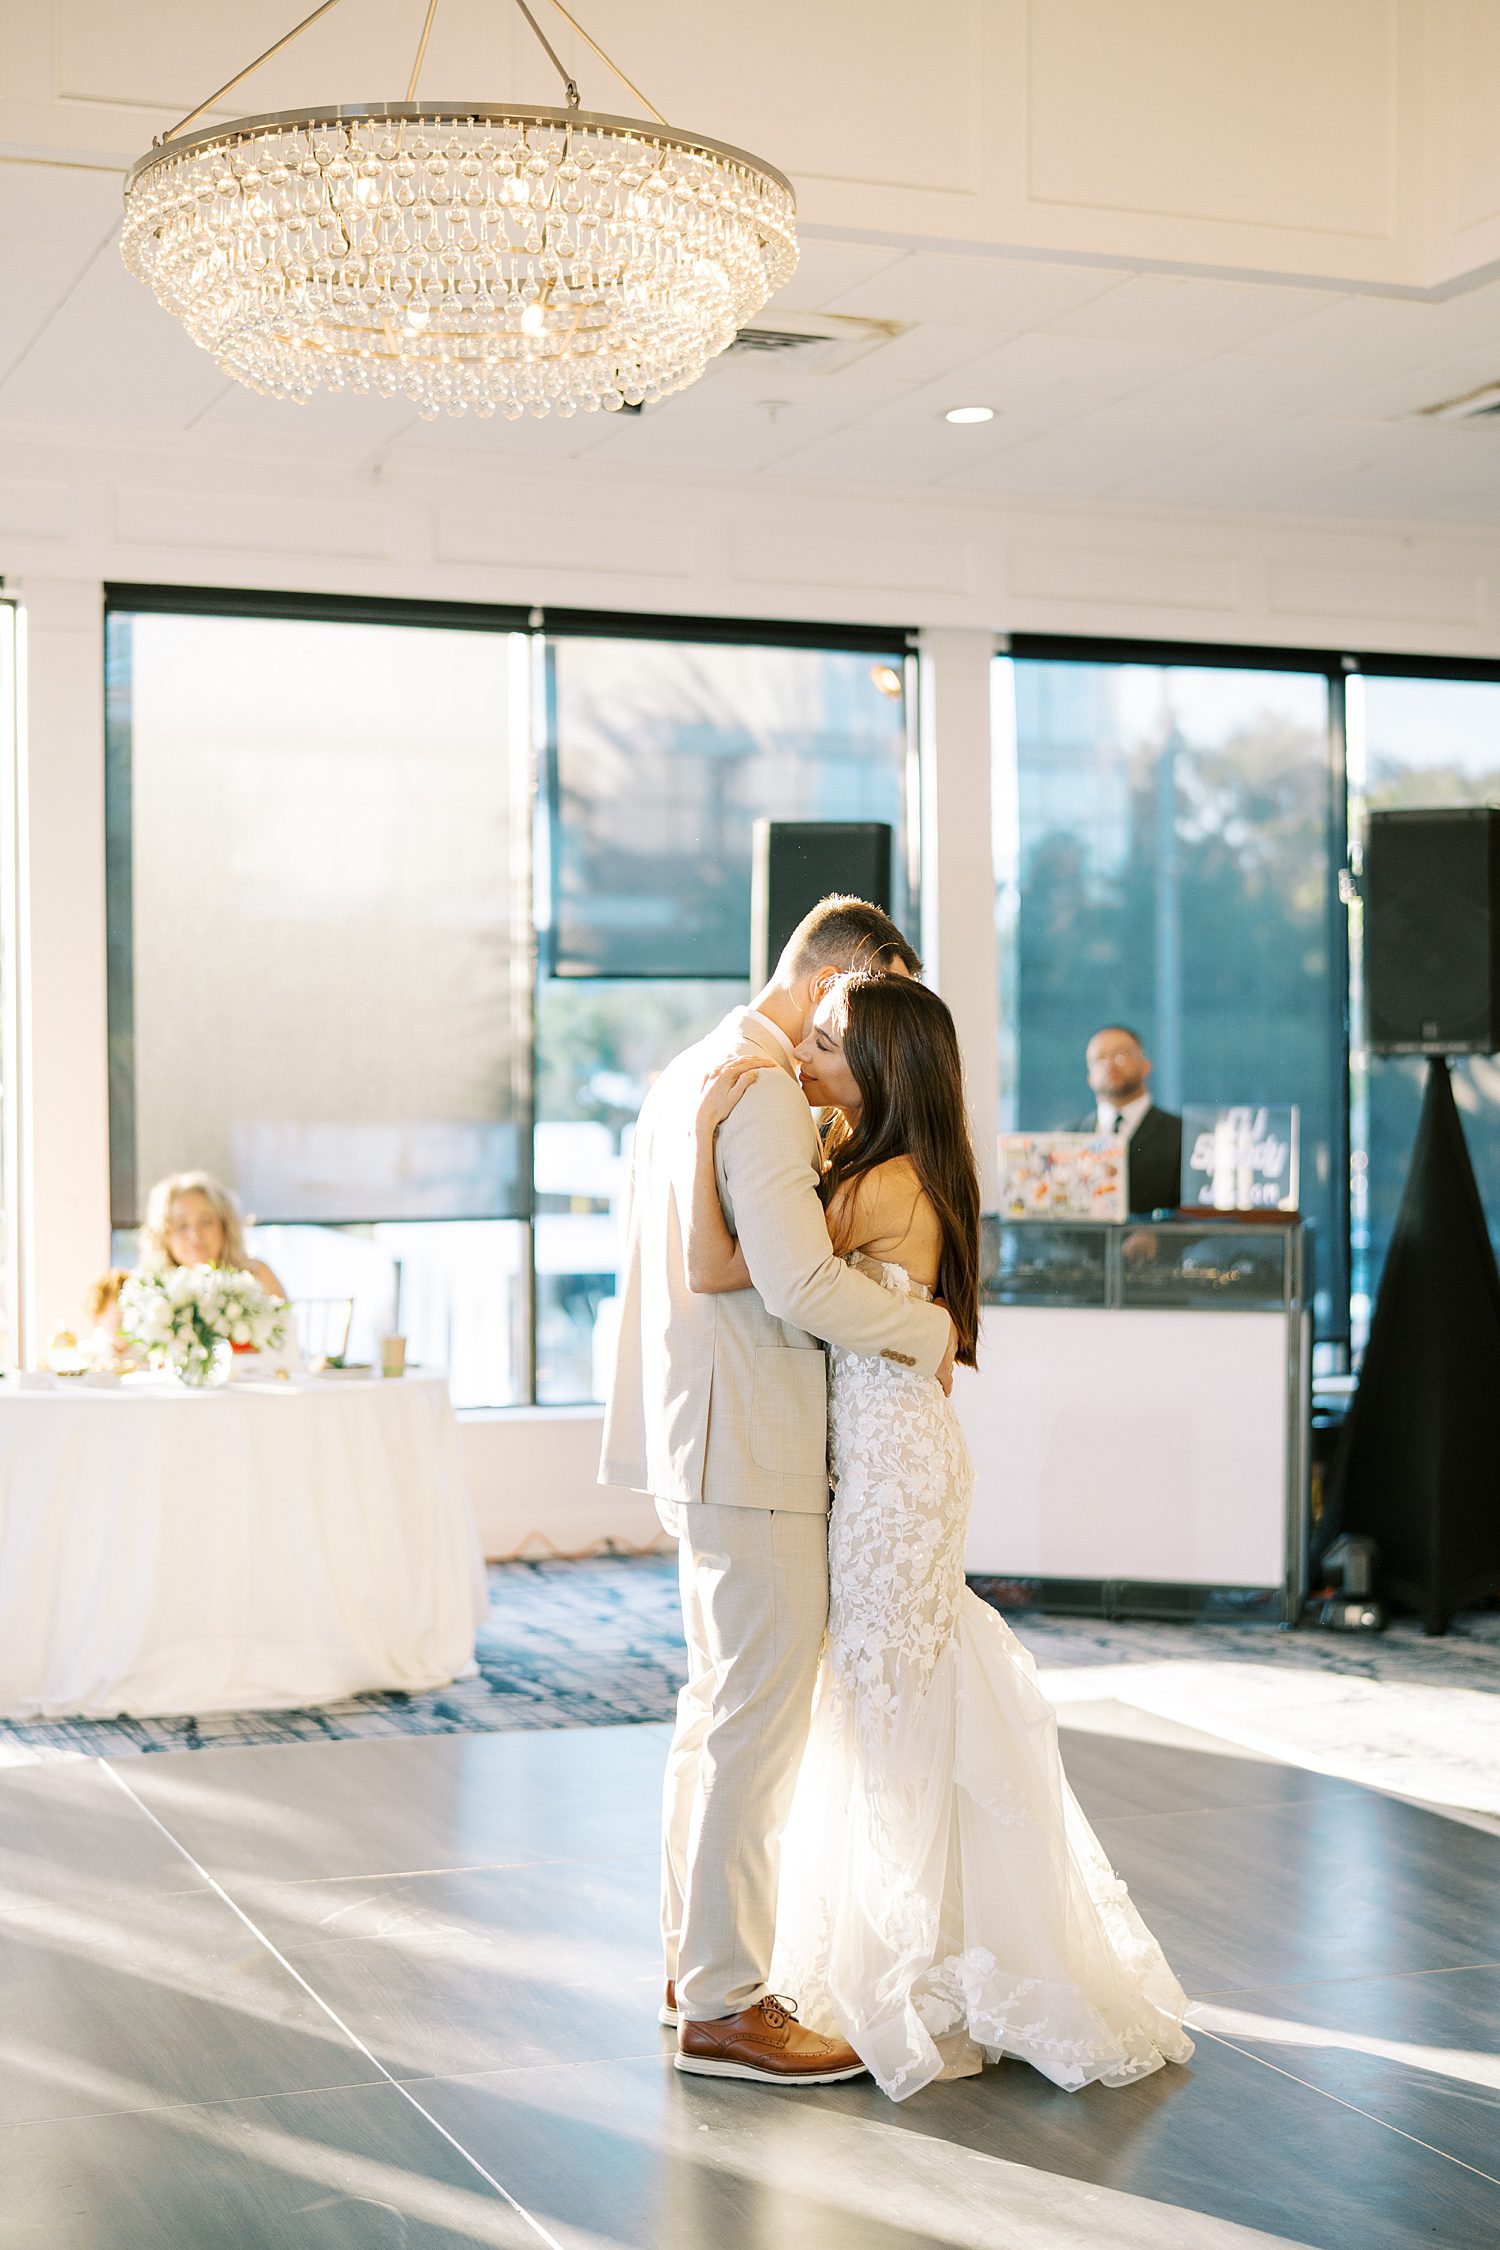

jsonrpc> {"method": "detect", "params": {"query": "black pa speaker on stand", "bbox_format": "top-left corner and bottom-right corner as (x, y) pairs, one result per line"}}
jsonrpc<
(749, 820), (895, 989)
(1329, 806), (1500, 1633)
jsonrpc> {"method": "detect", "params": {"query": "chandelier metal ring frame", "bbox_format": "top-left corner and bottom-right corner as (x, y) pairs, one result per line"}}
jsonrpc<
(120, 0), (799, 422)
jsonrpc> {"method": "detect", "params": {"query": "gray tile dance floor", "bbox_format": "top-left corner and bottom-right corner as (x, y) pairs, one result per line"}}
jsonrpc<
(1, 1709), (1496, 2249)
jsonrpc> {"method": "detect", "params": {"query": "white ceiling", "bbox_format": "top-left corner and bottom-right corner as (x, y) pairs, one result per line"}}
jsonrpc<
(7, 1), (1500, 525)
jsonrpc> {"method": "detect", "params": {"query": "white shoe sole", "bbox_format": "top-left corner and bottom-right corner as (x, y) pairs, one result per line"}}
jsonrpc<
(658, 2004), (678, 2027)
(673, 2053), (865, 2084)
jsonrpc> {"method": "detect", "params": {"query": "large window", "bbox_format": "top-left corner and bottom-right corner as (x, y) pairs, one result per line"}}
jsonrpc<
(996, 651), (1346, 1343)
(1348, 673), (1500, 1339)
(106, 599), (917, 1405)
(91, 601), (1500, 1390)
(532, 629), (914, 1400)
(545, 635), (913, 978)
(106, 598), (533, 1407)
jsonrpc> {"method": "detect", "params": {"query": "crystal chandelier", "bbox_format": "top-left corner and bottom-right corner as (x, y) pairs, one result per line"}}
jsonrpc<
(121, 0), (798, 421)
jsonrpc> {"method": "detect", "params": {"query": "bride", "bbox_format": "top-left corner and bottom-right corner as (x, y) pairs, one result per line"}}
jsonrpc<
(688, 970), (1194, 2102)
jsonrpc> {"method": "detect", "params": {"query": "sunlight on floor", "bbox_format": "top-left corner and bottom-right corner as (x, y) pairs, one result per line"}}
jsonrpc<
(1041, 1658), (1500, 1820)
(506, 2070), (1330, 2250)
(1193, 2004), (1500, 2096)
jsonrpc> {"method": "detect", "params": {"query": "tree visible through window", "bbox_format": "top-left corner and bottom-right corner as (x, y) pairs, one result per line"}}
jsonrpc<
(997, 657), (1344, 1342)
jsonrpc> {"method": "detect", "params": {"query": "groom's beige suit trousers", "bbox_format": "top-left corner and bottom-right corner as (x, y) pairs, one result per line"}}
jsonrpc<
(599, 1005), (951, 2024)
(659, 1497), (828, 2019)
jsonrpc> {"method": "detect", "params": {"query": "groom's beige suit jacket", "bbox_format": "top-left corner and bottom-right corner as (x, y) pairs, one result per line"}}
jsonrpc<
(599, 1005), (951, 1514)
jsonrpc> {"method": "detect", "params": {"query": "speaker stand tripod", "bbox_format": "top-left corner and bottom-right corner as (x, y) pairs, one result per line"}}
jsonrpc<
(1331, 1058), (1500, 1633)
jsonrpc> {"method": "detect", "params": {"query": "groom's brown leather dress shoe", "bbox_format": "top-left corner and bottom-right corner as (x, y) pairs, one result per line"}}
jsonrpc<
(658, 1979), (677, 2028)
(675, 1994), (865, 2084)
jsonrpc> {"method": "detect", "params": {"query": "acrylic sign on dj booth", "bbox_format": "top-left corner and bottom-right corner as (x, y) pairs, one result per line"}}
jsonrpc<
(1182, 1105), (1300, 1215)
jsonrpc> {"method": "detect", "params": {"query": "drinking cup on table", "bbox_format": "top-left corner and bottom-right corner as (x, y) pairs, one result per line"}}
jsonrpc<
(378, 1333), (407, 1379)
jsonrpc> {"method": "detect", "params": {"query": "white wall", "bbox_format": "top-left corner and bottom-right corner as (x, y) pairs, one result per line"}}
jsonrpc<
(10, 431), (1500, 652)
(459, 1409), (666, 1561)
(11, 444), (1500, 1547)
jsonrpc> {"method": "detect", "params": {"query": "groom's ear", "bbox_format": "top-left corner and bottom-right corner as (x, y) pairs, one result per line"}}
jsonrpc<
(807, 965), (839, 1006)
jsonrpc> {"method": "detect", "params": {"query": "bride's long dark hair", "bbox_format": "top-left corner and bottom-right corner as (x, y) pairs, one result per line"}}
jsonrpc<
(819, 973), (981, 1368)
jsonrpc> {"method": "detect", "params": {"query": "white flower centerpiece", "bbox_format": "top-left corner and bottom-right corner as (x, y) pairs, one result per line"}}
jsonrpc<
(119, 1265), (289, 1389)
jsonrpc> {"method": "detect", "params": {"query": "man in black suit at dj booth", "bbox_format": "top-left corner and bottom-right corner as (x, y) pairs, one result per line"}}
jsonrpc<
(1065, 1024), (1184, 1216)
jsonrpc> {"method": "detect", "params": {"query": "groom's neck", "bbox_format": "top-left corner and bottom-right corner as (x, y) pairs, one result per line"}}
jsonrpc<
(751, 982), (803, 1045)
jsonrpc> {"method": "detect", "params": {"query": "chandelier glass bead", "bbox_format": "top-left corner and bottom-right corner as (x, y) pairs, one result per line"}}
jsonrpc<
(121, 103), (798, 420)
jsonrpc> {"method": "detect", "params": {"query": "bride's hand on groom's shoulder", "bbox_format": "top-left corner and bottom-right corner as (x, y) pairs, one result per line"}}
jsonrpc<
(695, 1056), (776, 1137)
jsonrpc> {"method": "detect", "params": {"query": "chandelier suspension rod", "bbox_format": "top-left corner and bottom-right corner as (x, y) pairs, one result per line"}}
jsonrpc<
(510, 0), (580, 109)
(162, 0), (351, 142)
(531, 0), (666, 124)
(404, 0), (443, 100)
(160, 0), (667, 147)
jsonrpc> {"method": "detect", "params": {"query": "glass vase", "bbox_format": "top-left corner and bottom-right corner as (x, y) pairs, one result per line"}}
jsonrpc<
(175, 1339), (232, 1389)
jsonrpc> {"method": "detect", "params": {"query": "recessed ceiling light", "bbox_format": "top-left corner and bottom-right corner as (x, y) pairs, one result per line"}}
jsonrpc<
(944, 404), (995, 425)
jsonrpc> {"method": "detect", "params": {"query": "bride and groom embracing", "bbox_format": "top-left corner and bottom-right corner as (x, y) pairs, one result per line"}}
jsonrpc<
(601, 895), (1193, 2102)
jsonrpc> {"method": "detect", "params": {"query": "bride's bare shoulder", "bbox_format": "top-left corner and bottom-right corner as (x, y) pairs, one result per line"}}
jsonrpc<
(830, 1157), (931, 1254)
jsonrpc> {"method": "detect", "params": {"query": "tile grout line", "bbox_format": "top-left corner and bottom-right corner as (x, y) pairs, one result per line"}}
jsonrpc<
(0, 2073), (393, 2138)
(1188, 1958), (1500, 2002)
(1190, 2024), (1500, 2189)
(265, 1846), (660, 1890)
(97, 1760), (567, 2250)
(0, 2048), (671, 2141)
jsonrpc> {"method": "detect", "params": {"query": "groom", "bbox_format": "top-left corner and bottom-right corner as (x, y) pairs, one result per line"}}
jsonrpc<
(601, 896), (957, 2084)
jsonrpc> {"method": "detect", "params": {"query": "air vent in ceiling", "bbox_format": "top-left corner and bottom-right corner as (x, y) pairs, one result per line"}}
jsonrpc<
(1416, 380), (1500, 423)
(729, 326), (832, 354)
(723, 311), (910, 375)
(608, 313), (907, 410)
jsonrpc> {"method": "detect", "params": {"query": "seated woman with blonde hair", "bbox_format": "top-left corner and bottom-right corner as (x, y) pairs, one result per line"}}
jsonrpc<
(138, 1171), (286, 1300)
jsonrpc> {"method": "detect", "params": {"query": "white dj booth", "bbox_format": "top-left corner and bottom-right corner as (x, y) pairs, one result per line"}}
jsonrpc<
(954, 1219), (1311, 1622)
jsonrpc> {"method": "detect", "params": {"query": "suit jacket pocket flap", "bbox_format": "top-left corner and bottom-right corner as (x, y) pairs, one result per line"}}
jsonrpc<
(748, 1346), (828, 1478)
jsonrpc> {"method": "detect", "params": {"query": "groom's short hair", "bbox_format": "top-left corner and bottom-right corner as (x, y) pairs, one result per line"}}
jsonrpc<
(778, 895), (922, 982)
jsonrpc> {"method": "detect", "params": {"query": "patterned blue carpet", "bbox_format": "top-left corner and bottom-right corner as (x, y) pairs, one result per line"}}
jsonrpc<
(0, 1556), (689, 1764)
(2, 1557), (1495, 1799)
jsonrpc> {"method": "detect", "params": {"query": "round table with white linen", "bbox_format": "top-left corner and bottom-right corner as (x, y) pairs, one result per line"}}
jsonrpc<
(0, 1368), (487, 1719)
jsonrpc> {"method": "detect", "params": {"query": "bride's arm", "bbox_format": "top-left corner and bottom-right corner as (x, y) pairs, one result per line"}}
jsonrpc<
(686, 1058), (774, 1293)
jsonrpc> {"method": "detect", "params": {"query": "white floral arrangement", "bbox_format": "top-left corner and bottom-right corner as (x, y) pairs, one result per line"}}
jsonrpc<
(119, 1265), (288, 1386)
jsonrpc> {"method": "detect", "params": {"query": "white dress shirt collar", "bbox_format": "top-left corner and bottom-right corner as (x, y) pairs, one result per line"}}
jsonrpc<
(747, 1008), (799, 1072)
(1097, 1091), (1153, 1140)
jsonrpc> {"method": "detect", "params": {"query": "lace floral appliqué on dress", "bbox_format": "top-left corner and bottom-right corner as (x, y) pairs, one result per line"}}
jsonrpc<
(770, 1255), (1195, 2101)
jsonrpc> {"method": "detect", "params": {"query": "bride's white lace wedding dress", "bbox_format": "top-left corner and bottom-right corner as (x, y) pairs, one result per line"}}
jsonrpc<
(771, 1254), (1196, 2102)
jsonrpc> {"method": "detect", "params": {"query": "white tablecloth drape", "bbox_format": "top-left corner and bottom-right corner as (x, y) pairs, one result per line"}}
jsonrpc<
(0, 1370), (488, 1719)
